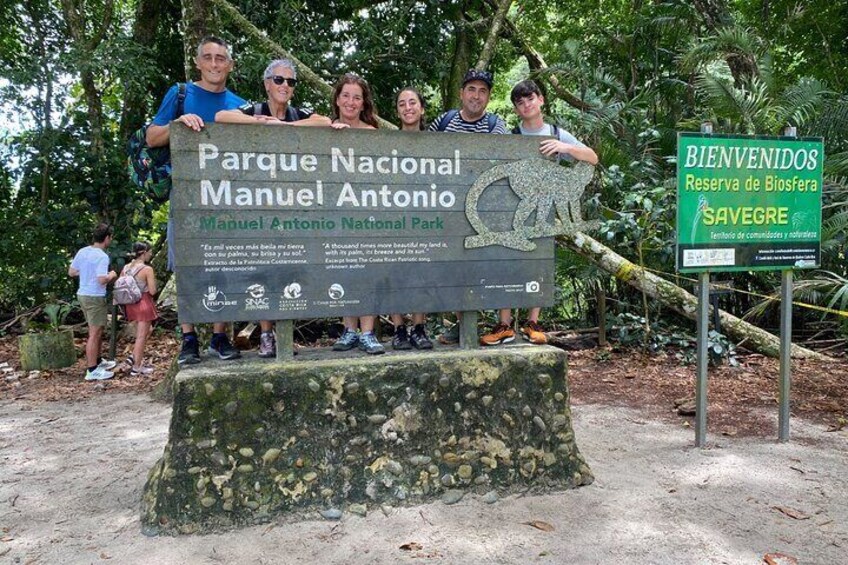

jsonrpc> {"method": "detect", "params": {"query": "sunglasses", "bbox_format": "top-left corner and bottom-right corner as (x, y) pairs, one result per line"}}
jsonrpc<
(268, 76), (297, 87)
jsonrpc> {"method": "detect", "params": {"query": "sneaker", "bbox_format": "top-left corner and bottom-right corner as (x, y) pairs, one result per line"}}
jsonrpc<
(258, 332), (276, 358)
(438, 323), (460, 345)
(209, 335), (242, 360)
(480, 322), (515, 346)
(332, 329), (360, 351)
(391, 326), (412, 350)
(130, 366), (154, 376)
(97, 359), (117, 371)
(85, 367), (114, 381)
(410, 324), (433, 350)
(521, 320), (548, 345)
(178, 337), (201, 365)
(359, 332), (385, 355)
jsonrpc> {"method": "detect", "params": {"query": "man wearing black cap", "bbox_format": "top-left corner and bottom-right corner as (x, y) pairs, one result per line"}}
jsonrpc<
(431, 69), (507, 344)
(430, 69), (507, 134)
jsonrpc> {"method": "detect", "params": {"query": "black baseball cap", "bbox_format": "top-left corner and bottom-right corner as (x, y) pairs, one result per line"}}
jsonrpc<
(462, 69), (494, 89)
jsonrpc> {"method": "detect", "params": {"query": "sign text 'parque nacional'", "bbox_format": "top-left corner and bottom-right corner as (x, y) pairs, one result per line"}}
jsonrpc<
(676, 133), (823, 273)
(171, 125), (595, 323)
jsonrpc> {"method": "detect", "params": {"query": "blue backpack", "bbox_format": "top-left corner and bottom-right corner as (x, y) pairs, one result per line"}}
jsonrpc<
(127, 83), (186, 203)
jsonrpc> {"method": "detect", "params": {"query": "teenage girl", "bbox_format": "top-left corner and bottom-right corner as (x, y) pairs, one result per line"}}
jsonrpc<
(122, 242), (158, 375)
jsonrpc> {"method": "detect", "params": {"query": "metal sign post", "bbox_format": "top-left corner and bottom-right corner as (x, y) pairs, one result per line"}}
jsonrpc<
(778, 125), (797, 442)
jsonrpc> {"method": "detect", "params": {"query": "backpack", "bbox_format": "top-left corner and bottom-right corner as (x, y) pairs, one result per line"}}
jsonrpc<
(127, 83), (187, 203)
(511, 123), (559, 138)
(436, 109), (499, 133)
(113, 264), (145, 306)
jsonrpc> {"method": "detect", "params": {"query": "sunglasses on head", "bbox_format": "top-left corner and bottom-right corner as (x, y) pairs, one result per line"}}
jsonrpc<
(269, 76), (297, 87)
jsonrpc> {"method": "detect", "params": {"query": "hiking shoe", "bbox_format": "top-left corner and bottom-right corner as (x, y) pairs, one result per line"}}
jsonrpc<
(178, 337), (201, 365)
(258, 332), (276, 358)
(438, 323), (460, 345)
(410, 324), (433, 350)
(521, 320), (548, 345)
(209, 336), (241, 360)
(130, 366), (154, 376)
(359, 332), (385, 355)
(97, 359), (117, 371)
(480, 323), (515, 346)
(391, 326), (412, 350)
(84, 367), (114, 381)
(332, 329), (360, 351)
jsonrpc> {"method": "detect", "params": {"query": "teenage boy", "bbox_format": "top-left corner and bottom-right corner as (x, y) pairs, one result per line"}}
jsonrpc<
(216, 58), (330, 357)
(430, 69), (507, 344)
(481, 79), (598, 346)
(69, 223), (118, 381)
(147, 36), (246, 364)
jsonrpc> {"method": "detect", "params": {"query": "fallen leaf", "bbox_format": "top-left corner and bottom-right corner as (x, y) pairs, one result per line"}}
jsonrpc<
(522, 520), (555, 532)
(763, 552), (798, 565)
(772, 506), (809, 520)
(400, 542), (423, 551)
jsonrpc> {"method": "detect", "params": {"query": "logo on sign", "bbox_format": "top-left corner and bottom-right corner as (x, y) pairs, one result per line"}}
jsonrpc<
(525, 281), (541, 293)
(283, 282), (303, 299)
(202, 286), (237, 312)
(244, 283), (270, 311)
(246, 284), (265, 299)
(328, 283), (345, 300)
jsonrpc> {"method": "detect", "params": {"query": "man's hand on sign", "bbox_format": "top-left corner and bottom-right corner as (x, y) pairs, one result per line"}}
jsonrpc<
(177, 113), (205, 132)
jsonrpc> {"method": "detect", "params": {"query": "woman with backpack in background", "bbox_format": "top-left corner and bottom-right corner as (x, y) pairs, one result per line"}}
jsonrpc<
(121, 242), (158, 375)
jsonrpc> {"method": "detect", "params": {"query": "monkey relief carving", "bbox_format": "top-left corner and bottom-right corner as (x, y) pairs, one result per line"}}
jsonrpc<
(464, 158), (597, 251)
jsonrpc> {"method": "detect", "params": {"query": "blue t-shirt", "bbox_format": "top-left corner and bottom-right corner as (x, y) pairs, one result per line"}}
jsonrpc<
(151, 83), (246, 125)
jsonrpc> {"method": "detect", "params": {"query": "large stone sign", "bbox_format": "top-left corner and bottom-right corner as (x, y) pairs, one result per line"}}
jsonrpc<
(171, 126), (594, 323)
(141, 346), (593, 534)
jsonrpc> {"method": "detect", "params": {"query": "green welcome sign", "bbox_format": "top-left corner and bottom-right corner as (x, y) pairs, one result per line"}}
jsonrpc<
(676, 133), (823, 273)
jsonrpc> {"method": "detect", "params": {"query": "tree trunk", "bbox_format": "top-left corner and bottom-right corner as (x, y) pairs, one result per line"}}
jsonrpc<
(492, 8), (593, 113)
(181, 0), (208, 81)
(445, 23), (472, 111)
(560, 231), (828, 360)
(475, 0), (512, 70)
(120, 0), (165, 138)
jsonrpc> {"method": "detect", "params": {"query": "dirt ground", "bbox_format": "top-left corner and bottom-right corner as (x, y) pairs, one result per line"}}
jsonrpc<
(1, 332), (847, 564)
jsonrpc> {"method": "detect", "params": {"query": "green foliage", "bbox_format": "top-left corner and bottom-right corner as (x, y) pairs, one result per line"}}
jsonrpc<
(43, 299), (77, 331)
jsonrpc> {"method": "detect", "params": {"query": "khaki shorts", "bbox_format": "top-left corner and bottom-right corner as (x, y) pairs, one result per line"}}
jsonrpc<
(78, 294), (108, 327)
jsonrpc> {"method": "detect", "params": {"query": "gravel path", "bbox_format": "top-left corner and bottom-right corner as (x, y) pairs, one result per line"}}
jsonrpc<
(1, 394), (845, 564)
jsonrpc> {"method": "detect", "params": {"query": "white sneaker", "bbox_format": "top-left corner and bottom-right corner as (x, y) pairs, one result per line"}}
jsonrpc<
(130, 366), (154, 376)
(85, 367), (114, 381)
(97, 359), (117, 371)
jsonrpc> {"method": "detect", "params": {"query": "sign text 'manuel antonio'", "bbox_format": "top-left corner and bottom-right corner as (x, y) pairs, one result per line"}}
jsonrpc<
(197, 143), (462, 209)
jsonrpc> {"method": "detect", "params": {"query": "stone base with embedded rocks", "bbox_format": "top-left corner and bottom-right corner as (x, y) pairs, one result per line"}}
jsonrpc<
(141, 345), (593, 535)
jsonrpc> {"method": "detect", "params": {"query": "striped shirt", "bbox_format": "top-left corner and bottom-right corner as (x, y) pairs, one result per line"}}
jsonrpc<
(429, 111), (507, 134)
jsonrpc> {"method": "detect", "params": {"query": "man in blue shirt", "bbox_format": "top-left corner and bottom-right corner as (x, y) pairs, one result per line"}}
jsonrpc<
(147, 36), (246, 365)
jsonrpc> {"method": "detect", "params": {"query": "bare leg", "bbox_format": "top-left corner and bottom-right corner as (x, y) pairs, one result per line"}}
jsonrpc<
(390, 314), (404, 327)
(86, 325), (103, 367)
(411, 313), (426, 325)
(260, 320), (274, 332)
(527, 307), (542, 323)
(133, 321), (151, 368)
(343, 316), (358, 330)
(359, 316), (376, 333)
(498, 308), (512, 324)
